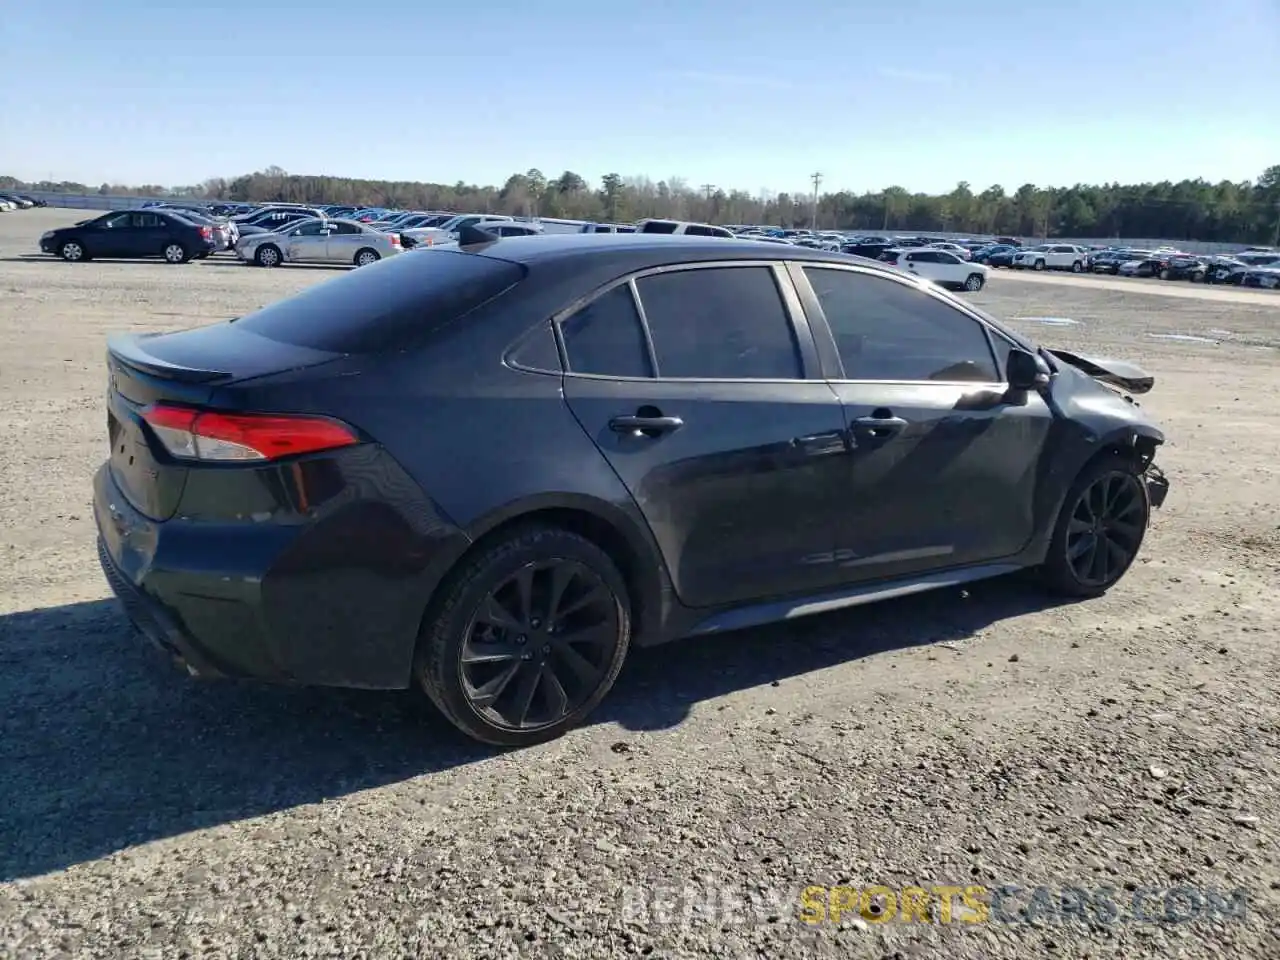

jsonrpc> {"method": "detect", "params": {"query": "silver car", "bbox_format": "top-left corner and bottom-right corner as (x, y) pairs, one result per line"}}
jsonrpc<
(236, 218), (403, 267)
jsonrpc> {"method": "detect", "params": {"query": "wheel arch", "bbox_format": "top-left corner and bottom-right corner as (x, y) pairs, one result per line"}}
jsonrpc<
(425, 493), (669, 651)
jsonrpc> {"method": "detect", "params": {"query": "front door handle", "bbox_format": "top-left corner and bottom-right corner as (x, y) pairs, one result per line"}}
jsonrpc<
(851, 415), (908, 441)
(609, 415), (683, 436)
(791, 431), (847, 456)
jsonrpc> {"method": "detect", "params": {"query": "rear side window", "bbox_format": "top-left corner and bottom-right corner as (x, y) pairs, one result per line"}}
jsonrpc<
(560, 285), (653, 378)
(635, 266), (801, 379)
(233, 251), (525, 353)
(637, 220), (678, 234)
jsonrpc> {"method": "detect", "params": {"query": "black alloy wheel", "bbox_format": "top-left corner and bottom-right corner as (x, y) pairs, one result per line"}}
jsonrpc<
(417, 527), (631, 746)
(1042, 456), (1150, 596)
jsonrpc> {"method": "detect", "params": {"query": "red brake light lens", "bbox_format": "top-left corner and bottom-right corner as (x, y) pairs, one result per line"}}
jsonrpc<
(141, 404), (359, 462)
(389, 233), (401, 245)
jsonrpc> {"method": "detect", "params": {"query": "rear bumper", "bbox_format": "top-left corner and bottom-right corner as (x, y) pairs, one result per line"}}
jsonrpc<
(92, 452), (471, 689)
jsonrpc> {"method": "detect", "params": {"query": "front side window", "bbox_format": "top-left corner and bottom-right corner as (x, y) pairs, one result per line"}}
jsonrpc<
(559, 284), (652, 378)
(801, 267), (998, 382)
(634, 266), (801, 379)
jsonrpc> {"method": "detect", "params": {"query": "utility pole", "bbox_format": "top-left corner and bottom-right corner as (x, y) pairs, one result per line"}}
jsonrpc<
(1272, 199), (1280, 248)
(809, 172), (822, 230)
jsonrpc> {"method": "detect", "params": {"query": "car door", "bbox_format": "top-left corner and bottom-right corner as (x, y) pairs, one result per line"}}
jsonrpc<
(930, 251), (969, 285)
(791, 263), (1054, 584)
(559, 262), (852, 609)
(900, 250), (944, 283)
(283, 219), (329, 262)
(325, 221), (365, 261)
(134, 211), (174, 256)
(87, 211), (134, 257)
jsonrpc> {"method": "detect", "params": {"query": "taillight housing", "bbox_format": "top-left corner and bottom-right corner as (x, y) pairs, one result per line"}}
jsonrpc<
(141, 404), (359, 462)
(388, 233), (401, 246)
(199, 226), (212, 239)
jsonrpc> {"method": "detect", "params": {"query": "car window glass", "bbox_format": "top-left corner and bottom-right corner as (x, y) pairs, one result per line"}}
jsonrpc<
(636, 266), (801, 379)
(802, 267), (998, 382)
(936, 252), (961, 264)
(102, 212), (131, 229)
(560, 284), (653, 378)
(639, 220), (679, 234)
(292, 221), (325, 237)
(331, 222), (360, 234)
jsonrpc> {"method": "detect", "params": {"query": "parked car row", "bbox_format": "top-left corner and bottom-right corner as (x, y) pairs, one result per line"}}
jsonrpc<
(32, 199), (1279, 289)
(0, 192), (46, 210)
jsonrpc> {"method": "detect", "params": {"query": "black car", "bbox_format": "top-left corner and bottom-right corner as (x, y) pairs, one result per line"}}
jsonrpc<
(93, 232), (1170, 746)
(973, 244), (1017, 267)
(39, 210), (218, 263)
(1090, 250), (1142, 275)
(1159, 256), (1207, 281)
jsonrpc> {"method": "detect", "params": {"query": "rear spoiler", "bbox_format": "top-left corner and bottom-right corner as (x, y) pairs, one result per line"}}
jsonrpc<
(107, 333), (232, 383)
(1047, 349), (1154, 395)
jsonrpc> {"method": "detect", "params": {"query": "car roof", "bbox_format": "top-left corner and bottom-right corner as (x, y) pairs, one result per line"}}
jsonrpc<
(470, 232), (898, 273)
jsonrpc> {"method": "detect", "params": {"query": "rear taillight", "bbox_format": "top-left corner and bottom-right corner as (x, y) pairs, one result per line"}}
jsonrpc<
(141, 404), (359, 462)
(389, 233), (401, 246)
(199, 226), (212, 238)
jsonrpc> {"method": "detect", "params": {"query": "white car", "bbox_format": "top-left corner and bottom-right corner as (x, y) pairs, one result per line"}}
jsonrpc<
(1012, 243), (1087, 272)
(632, 218), (736, 238)
(893, 248), (990, 291)
(236, 217), (403, 267)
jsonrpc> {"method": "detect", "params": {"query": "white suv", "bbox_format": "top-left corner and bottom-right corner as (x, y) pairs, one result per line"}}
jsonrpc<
(1013, 243), (1087, 272)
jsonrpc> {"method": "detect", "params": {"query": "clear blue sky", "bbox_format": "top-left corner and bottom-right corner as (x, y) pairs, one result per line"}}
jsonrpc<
(2, 0), (1276, 195)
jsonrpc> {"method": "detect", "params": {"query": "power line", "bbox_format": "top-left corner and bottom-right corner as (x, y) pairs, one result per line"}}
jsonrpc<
(809, 172), (822, 229)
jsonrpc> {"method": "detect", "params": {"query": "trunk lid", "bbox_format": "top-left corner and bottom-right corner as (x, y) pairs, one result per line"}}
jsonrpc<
(106, 324), (343, 521)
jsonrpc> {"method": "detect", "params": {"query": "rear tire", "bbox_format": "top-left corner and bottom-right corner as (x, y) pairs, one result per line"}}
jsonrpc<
(1033, 259), (1046, 271)
(963, 273), (984, 292)
(1071, 260), (1083, 273)
(1040, 455), (1150, 598)
(354, 248), (380, 267)
(163, 242), (188, 264)
(415, 526), (632, 747)
(1159, 268), (1171, 281)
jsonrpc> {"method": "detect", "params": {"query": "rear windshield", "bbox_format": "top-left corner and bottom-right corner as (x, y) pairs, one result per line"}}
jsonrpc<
(233, 251), (526, 353)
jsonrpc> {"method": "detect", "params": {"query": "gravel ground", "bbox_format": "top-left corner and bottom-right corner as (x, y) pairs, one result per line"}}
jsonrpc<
(1, 208), (1278, 959)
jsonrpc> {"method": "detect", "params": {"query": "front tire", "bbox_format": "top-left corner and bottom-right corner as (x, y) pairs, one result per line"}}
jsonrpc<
(963, 273), (985, 292)
(255, 244), (282, 268)
(59, 240), (86, 262)
(415, 526), (632, 747)
(1033, 259), (1046, 271)
(1071, 260), (1083, 273)
(1040, 455), (1150, 598)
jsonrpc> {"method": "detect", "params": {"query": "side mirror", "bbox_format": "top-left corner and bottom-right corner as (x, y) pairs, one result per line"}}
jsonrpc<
(1006, 348), (1051, 390)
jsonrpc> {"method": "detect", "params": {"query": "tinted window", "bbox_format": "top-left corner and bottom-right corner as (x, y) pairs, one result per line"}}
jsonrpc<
(509, 321), (562, 372)
(802, 267), (998, 382)
(683, 224), (718, 237)
(635, 267), (801, 379)
(560, 285), (652, 378)
(935, 252), (962, 264)
(100, 212), (131, 229)
(291, 220), (326, 237)
(331, 222), (362, 235)
(234, 250), (525, 353)
(638, 220), (678, 234)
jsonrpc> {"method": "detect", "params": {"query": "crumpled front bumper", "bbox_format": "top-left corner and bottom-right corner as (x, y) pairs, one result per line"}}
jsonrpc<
(1145, 464), (1170, 510)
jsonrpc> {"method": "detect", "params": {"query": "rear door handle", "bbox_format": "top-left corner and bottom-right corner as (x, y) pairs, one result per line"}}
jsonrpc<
(851, 415), (908, 441)
(609, 415), (684, 436)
